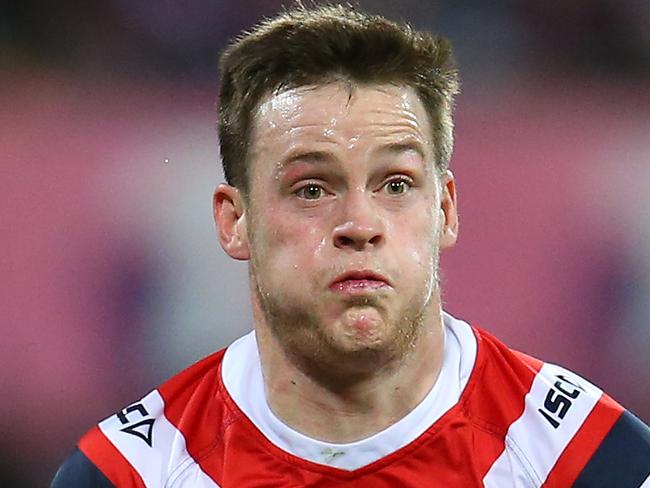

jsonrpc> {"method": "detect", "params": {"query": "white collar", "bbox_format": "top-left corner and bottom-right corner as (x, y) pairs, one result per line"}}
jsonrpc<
(221, 311), (477, 470)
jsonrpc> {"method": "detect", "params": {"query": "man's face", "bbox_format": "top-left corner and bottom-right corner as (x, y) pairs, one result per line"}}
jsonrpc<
(241, 82), (456, 377)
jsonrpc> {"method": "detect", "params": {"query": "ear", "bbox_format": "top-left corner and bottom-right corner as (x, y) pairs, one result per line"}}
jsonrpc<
(439, 170), (459, 249)
(213, 183), (250, 260)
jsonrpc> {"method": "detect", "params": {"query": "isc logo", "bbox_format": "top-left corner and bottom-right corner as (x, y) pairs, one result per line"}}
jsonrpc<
(537, 375), (586, 429)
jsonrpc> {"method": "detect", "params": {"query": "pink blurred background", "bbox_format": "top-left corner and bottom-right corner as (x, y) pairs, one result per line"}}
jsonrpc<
(2, 1), (649, 485)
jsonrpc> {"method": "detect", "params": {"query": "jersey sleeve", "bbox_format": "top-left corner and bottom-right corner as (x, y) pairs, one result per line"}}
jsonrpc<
(480, 352), (650, 488)
(50, 448), (115, 488)
(569, 409), (650, 488)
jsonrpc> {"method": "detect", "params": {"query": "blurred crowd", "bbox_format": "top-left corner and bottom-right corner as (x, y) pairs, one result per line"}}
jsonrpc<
(4, 0), (649, 78)
(2, 1), (649, 486)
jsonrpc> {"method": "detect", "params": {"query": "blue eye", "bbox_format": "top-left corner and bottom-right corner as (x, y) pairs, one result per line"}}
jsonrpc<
(297, 184), (324, 200)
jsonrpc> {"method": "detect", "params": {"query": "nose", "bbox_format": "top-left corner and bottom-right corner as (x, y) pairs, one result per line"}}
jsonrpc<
(332, 192), (384, 251)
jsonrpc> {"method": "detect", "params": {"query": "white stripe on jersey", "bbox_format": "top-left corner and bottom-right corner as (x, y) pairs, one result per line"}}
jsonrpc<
(98, 390), (219, 488)
(483, 362), (602, 488)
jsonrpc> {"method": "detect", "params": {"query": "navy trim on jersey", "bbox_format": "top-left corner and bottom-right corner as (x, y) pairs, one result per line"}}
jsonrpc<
(573, 410), (650, 488)
(50, 447), (115, 488)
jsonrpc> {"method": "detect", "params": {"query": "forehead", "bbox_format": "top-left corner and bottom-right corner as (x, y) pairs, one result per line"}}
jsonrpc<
(250, 82), (433, 157)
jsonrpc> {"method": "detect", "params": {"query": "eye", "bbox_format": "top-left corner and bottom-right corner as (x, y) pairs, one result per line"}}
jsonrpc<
(383, 178), (411, 195)
(296, 183), (325, 200)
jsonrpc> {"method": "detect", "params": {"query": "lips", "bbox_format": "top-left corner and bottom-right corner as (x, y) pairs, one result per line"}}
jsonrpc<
(329, 270), (390, 294)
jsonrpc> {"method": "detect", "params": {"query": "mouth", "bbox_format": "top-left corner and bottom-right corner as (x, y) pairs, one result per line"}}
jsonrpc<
(329, 270), (391, 294)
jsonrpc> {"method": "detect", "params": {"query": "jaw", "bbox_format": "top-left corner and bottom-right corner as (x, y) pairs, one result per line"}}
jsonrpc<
(247, 235), (444, 389)
(255, 292), (441, 392)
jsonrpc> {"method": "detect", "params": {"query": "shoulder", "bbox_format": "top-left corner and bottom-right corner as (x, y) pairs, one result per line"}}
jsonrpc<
(50, 448), (114, 488)
(58, 348), (231, 488)
(469, 325), (650, 487)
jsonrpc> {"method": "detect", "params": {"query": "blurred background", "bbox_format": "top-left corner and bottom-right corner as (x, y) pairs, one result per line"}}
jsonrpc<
(2, 0), (649, 485)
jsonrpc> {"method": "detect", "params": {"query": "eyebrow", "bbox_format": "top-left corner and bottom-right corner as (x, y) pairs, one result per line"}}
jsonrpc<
(374, 140), (428, 161)
(276, 139), (428, 174)
(276, 150), (335, 175)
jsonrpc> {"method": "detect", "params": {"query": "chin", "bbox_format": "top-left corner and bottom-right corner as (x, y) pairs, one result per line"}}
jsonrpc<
(327, 306), (385, 341)
(285, 315), (416, 387)
(326, 318), (398, 357)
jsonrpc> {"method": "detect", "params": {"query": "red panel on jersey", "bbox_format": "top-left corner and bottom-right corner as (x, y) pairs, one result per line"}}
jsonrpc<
(78, 425), (147, 488)
(466, 327), (543, 478)
(157, 350), (231, 486)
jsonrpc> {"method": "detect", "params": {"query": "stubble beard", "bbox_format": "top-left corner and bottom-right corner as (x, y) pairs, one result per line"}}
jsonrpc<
(250, 247), (441, 391)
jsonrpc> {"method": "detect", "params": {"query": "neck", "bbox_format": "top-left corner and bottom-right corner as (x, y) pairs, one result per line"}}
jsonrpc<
(254, 302), (446, 443)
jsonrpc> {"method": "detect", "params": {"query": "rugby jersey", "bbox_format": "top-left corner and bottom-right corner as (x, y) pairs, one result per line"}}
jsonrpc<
(51, 313), (650, 487)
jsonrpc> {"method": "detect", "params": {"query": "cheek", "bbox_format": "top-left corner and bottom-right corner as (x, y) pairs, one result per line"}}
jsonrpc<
(252, 213), (332, 307)
(391, 214), (440, 304)
(255, 209), (329, 268)
(391, 207), (438, 254)
(388, 208), (440, 294)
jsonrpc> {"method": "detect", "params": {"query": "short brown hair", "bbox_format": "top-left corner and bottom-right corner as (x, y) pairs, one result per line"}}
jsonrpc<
(218, 4), (460, 193)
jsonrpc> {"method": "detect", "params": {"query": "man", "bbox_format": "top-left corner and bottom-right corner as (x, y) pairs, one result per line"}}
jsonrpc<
(51, 4), (650, 487)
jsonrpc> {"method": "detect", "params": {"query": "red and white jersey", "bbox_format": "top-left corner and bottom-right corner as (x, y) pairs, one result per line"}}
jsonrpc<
(52, 313), (650, 487)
